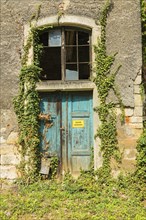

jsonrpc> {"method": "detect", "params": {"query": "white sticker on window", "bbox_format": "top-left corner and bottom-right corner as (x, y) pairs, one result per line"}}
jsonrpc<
(49, 29), (61, 47)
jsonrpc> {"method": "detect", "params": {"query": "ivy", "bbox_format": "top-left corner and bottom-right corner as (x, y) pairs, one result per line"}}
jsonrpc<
(141, 0), (146, 66)
(13, 3), (56, 183)
(13, 7), (44, 183)
(134, 0), (146, 187)
(136, 122), (146, 183)
(13, 0), (145, 185)
(13, 64), (42, 183)
(94, 0), (122, 181)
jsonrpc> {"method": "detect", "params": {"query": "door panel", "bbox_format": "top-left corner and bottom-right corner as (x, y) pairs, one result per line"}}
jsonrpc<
(40, 91), (93, 176)
(68, 92), (93, 175)
(40, 93), (61, 158)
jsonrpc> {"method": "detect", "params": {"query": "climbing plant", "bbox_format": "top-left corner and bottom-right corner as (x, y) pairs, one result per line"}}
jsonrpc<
(134, 0), (146, 185)
(135, 122), (146, 183)
(13, 3), (57, 183)
(13, 6), (44, 184)
(94, 0), (123, 181)
(141, 0), (146, 67)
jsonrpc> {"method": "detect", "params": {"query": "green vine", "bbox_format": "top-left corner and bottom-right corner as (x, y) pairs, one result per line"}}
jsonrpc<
(135, 122), (146, 184)
(94, 0), (122, 181)
(13, 0), (145, 185)
(13, 3), (56, 183)
(134, 0), (146, 186)
(13, 7), (44, 184)
(141, 0), (146, 67)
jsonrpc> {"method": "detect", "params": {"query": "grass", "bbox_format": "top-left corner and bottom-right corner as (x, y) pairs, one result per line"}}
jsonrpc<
(0, 173), (146, 220)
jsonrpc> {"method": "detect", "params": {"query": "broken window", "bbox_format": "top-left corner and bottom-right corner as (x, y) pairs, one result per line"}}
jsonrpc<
(39, 27), (91, 81)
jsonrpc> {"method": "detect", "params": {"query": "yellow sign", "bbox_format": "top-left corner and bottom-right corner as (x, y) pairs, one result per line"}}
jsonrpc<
(72, 120), (84, 128)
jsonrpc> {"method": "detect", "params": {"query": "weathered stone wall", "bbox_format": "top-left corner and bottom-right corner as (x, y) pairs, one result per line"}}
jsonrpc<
(0, 0), (143, 180)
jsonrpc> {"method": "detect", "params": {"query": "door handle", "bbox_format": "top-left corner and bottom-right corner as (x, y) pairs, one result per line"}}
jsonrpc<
(60, 127), (65, 131)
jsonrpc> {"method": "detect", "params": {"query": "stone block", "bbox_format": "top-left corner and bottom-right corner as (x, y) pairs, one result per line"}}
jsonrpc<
(122, 159), (136, 172)
(6, 132), (18, 144)
(124, 125), (134, 136)
(118, 138), (137, 150)
(125, 108), (134, 116)
(116, 107), (122, 116)
(1, 155), (20, 165)
(131, 116), (143, 123)
(134, 85), (140, 94)
(134, 94), (143, 106)
(134, 75), (142, 85)
(134, 107), (143, 116)
(0, 144), (15, 155)
(0, 165), (18, 179)
(123, 149), (137, 160)
(130, 123), (143, 129)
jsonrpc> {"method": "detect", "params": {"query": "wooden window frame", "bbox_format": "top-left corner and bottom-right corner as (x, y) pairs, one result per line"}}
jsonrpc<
(39, 27), (92, 81)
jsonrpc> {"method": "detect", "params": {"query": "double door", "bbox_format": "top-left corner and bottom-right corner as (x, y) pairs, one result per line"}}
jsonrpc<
(40, 91), (93, 176)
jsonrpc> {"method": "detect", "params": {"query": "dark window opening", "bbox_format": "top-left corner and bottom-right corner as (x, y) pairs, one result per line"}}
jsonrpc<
(40, 47), (61, 80)
(38, 27), (91, 81)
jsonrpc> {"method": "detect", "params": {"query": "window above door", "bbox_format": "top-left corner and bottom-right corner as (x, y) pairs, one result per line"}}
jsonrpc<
(38, 27), (91, 81)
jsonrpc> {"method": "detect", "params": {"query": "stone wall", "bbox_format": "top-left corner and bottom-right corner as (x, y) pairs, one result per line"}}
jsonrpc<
(0, 0), (143, 181)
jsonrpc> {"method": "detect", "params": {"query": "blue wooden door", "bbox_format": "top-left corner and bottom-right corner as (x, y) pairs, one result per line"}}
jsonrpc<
(40, 92), (93, 176)
(39, 93), (61, 163)
(67, 92), (93, 176)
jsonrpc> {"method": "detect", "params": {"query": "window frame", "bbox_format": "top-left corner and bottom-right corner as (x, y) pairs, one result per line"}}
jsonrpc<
(39, 26), (92, 82)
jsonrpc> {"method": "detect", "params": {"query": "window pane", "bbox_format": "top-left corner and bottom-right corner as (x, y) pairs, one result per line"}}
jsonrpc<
(40, 47), (61, 80)
(79, 46), (89, 62)
(78, 31), (89, 45)
(66, 64), (78, 80)
(39, 32), (48, 46)
(66, 46), (77, 63)
(79, 63), (90, 79)
(65, 30), (76, 45)
(49, 29), (61, 47)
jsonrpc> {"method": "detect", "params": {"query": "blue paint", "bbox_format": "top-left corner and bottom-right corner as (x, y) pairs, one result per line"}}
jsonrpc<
(39, 92), (93, 175)
(40, 93), (61, 158)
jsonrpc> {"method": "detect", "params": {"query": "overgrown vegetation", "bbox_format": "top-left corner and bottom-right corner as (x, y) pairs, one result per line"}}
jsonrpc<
(13, 0), (145, 187)
(1, 175), (146, 220)
(135, 121), (146, 186)
(2, 1), (145, 219)
(135, 0), (146, 186)
(93, 0), (123, 181)
(13, 6), (43, 183)
(13, 5), (58, 183)
(141, 0), (146, 67)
